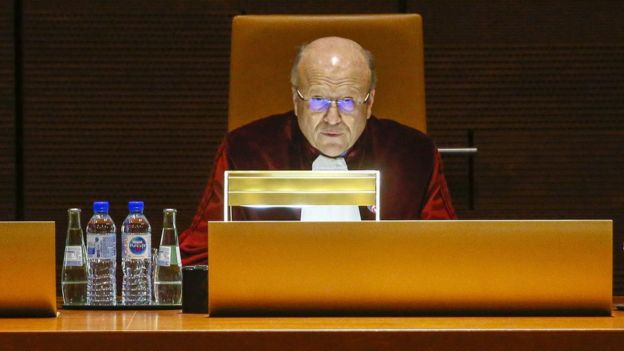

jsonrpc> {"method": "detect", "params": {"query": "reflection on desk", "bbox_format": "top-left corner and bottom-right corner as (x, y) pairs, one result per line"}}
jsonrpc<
(1, 301), (624, 350)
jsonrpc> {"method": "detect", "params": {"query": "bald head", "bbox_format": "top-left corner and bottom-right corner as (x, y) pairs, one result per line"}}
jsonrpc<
(290, 37), (376, 90)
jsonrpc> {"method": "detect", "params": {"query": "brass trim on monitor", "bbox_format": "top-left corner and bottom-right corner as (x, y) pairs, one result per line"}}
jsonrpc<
(224, 170), (380, 221)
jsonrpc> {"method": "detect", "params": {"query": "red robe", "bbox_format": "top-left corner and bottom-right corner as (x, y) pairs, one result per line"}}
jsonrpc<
(180, 111), (456, 265)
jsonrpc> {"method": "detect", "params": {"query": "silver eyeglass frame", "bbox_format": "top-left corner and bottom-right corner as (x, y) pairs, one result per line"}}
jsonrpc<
(295, 88), (370, 113)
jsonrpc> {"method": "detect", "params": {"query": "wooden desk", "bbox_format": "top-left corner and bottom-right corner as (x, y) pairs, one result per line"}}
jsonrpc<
(1, 305), (624, 351)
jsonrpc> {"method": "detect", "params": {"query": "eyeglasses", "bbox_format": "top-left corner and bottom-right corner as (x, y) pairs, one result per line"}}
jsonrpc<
(296, 89), (370, 114)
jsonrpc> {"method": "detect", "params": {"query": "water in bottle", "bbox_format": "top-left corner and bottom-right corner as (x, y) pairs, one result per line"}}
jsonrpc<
(86, 201), (117, 305)
(62, 208), (88, 305)
(121, 201), (152, 305)
(155, 209), (182, 304)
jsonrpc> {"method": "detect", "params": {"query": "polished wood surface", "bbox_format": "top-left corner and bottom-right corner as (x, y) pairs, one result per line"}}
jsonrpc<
(209, 220), (612, 316)
(1, 302), (624, 350)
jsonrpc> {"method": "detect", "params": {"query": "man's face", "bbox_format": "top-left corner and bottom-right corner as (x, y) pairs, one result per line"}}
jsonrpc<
(293, 42), (375, 157)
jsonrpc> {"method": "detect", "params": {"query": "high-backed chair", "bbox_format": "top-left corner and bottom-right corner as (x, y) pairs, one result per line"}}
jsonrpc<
(228, 14), (427, 132)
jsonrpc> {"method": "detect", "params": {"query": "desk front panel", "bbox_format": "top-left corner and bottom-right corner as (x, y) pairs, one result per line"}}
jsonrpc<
(1, 308), (624, 350)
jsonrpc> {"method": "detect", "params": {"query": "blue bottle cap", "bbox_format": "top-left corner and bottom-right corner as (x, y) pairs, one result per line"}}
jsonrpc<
(93, 201), (109, 213)
(128, 201), (144, 213)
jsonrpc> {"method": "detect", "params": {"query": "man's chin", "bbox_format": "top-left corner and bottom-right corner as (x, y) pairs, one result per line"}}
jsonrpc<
(313, 138), (348, 157)
(317, 146), (347, 158)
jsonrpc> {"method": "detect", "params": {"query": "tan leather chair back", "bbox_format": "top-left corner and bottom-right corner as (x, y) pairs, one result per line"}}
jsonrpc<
(229, 14), (427, 132)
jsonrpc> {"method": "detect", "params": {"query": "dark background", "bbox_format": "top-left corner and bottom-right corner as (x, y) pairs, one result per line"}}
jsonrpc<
(1, 1), (622, 295)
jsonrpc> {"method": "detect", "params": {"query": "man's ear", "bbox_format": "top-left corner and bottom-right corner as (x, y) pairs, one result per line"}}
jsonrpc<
(291, 87), (299, 116)
(366, 89), (376, 119)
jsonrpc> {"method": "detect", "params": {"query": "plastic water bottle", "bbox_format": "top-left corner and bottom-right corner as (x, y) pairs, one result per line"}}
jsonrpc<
(86, 201), (117, 305)
(155, 209), (182, 304)
(62, 208), (88, 305)
(121, 201), (152, 305)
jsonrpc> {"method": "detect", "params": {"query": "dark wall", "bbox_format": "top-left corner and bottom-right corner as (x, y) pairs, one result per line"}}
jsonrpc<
(5, 1), (624, 295)
(412, 0), (624, 294)
(0, 1), (15, 221)
(21, 0), (231, 248)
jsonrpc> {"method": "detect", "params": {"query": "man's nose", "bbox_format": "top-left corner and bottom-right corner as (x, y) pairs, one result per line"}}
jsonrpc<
(323, 102), (342, 125)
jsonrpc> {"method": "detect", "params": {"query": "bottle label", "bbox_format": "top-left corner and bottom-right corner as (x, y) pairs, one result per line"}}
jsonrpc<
(64, 245), (84, 266)
(86, 233), (116, 259)
(158, 245), (181, 266)
(123, 233), (151, 259)
(157, 246), (171, 266)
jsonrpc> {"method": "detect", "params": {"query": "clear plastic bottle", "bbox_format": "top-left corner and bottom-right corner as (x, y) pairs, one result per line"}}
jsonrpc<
(155, 209), (182, 304)
(86, 201), (117, 305)
(121, 201), (152, 305)
(62, 208), (88, 305)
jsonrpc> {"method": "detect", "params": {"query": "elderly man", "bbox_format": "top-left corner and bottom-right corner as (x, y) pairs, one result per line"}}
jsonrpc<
(180, 37), (456, 265)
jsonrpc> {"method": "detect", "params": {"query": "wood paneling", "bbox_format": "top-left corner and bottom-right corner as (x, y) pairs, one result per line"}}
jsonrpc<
(415, 1), (624, 294)
(407, 0), (624, 45)
(235, 0), (399, 14)
(0, 1), (15, 220)
(21, 1), (235, 292)
(428, 45), (624, 218)
(425, 46), (624, 131)
(474, 130), (623, 211)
